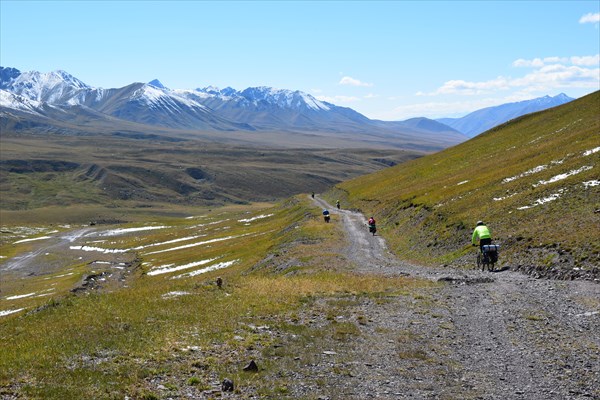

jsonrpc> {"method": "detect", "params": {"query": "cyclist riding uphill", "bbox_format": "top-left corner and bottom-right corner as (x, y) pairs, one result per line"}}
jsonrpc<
(472, 221), (492, 250)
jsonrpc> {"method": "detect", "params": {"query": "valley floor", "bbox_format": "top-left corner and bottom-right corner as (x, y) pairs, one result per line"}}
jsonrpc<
(279, 197), (600, 399)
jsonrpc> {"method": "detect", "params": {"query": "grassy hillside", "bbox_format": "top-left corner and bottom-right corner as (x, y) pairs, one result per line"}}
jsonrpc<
(0, 197), (428, 399)
(332, 91), (600, 278)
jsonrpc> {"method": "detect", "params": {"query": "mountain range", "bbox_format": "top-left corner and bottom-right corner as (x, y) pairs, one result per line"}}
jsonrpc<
(436, 93), (574, 137)
(0, 66), (574, 150)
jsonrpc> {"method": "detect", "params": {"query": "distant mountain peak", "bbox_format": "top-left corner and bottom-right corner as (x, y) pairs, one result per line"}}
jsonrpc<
(148, 79), (167, 89)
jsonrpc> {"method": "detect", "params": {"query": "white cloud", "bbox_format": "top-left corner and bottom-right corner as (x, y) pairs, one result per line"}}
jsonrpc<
(513, 57), (567, 67)
(425, 55), (600, 96)
(512, 64), (600, 92)
(339, 76), (373, 87)
(579, 12), (600, 24)
(571, 55), (600, 66)
(432, 77), (511, 95)
(513, 55), (599, 68)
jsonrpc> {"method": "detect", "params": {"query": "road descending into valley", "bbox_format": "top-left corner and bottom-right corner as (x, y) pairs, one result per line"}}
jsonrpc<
(305, 196), (599, 400)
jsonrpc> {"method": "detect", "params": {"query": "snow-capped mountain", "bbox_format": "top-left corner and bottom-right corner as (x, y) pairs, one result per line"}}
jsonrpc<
(189, 85), (373, 131)
(0, 67), (90, 104)
(0, 66), (467, 150)
(436, 94), (575, 137)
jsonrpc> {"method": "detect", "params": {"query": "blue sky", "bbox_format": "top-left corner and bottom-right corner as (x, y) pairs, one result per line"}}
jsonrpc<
(1, 1), (599, 120)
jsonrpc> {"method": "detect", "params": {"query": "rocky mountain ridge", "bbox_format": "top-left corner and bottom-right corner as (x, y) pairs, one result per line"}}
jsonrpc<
(0, 66), (463, 151)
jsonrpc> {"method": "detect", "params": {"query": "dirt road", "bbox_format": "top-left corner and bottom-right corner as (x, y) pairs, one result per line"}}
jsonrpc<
(302, 196), (600, 399)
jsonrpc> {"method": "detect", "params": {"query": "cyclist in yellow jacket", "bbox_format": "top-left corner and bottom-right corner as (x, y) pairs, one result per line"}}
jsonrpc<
(472, 221), (492, 250)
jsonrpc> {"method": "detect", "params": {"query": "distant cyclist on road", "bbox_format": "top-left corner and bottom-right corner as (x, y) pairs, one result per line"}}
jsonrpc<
(472, 221), (492, 250)
(323, 209), (330, 223)
(367, 216), (377, 235)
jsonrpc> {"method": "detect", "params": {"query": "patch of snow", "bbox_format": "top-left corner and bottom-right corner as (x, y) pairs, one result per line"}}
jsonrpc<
(517, 189), (565, 210)
(493, 192), (518, 201)
(162, 291), (191, 298)
(238, 214), (274, 223)
(533, 166), (593, 187)
(147, 258), (218, 276)
(583, 147), (600, 156)
(99, 226), (169, 236)
(69, 245), (130, 254)
(583, 180), (599, 188)
(503, 165), (547, 183)
(13, 236), (52, 244)
(181, 345), (201, 352)
(456, 180), (469, 186)
(173, 260), (238, 279)
(0, 90), (44, 115)
(143, 234), (245, 255)
(131, 235), (206, 251)
(0, 308), (25, 317)
(5, 292), (36, 300)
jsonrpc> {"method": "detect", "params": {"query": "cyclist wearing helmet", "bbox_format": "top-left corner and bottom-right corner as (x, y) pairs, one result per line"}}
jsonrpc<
(472, 221), (492, 250)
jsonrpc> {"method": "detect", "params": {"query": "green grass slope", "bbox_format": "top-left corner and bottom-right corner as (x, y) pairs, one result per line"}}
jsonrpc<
(0, 197), (428, 398)
(333, 91), (600, 279)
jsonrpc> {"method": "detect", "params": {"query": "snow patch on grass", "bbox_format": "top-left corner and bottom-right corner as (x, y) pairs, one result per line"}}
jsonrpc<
(533, 166), (593, 187)
(13, 236), (52, 244)
(238, 214), (274, 223)
(70, 245), (130, 254)
(0, 308), (25, 317)
(144, 234), (245, 255)
(583, 180), (599, 188)
(147, 258), (218, 276)
(133, 235), (207, 250)
(162, 291), (191, 298)
(493, 192), (518, 201)
(98, 226), (169, 237)
(503, 165), (547, 183)
(583, 147), (600, 156)
(5, 292), (37, 300)
(173, 260), (238, 279)
(517, 189), (565, 210)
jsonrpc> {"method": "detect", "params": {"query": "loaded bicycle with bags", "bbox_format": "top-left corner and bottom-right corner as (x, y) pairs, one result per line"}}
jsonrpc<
(477, 243), (500, 271)
(471, 220), (499, 271)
